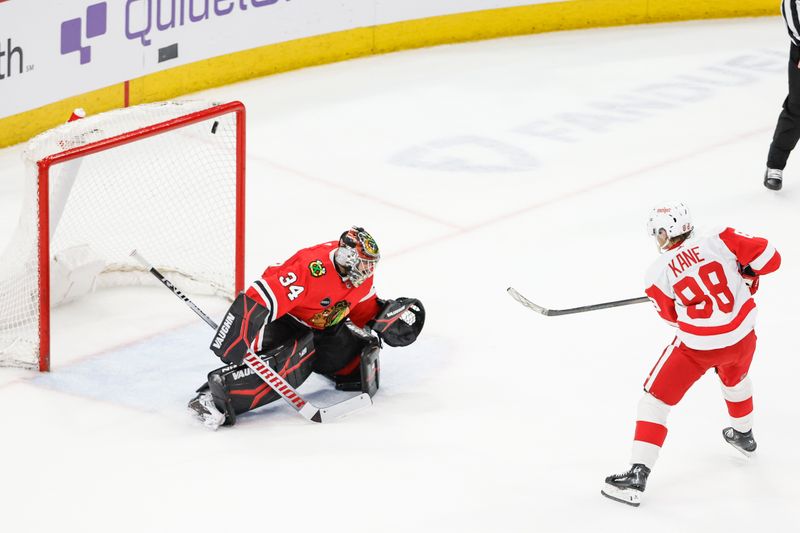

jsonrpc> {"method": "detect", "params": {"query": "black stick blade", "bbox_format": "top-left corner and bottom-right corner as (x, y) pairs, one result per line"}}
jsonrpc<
(507, 287), (649, 316)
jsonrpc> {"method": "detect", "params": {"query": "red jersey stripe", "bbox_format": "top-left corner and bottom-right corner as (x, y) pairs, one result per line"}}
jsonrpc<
(677, 298), (755, 336)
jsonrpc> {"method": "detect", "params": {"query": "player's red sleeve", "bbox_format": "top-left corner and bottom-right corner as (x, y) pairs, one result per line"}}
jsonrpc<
(349, 292), (381, 328)
(645, 284), (678, 326)
(244, 255), (308, 323)
(718, 227), (781, 275)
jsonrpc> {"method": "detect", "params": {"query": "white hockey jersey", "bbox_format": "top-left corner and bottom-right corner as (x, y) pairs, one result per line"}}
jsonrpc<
(644, 227), (781, 350)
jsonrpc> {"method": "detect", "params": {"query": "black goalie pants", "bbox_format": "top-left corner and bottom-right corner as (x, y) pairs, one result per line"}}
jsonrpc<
(201, 316), (371, 418)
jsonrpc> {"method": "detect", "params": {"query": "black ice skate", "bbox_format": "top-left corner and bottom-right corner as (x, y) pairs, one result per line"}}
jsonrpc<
(601, 464), (651, 507)
(723, 427), (757, 458)
(188, 391), (226, 431)
(764, 168), (783, 191)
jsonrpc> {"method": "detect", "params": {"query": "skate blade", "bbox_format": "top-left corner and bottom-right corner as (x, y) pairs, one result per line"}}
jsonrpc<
(601, 484), (641, 507)
(187, 405), (224, 431)
(725, 441), (755, 458)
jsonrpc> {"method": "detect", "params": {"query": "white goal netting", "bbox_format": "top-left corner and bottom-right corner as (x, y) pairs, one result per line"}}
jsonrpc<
(0, 100), (244, 370)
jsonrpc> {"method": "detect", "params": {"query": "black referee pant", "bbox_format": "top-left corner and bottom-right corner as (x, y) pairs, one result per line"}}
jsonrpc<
(768, 43), (800, 170)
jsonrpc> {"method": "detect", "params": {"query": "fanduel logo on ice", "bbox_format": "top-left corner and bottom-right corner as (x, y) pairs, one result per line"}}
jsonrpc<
(61, 2), (108, 64)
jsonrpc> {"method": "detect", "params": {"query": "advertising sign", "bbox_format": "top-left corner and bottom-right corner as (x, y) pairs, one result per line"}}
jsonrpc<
(0, 0), (569, 119)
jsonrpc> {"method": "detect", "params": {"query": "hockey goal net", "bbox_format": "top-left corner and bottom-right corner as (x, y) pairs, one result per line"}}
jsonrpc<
(0, 100), (245, 371)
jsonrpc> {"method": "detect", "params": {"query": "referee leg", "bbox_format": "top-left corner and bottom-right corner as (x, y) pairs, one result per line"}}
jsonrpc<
(768, 43), (800, 170)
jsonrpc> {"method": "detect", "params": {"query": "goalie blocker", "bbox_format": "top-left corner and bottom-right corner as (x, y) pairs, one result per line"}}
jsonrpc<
(198, 294), (424, 425)
(209, 292), (269, 364)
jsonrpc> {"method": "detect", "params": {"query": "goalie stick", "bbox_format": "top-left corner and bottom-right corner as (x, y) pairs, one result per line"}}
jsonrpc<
(507, 287), (649, 316)
(130, 249), (372, 423)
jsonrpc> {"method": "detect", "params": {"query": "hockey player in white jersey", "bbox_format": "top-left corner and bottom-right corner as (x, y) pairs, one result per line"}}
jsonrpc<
(601, 202), (781, 507)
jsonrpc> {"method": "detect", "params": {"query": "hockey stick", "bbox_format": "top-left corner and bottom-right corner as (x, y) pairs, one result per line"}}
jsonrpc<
(507, 287), (649, 316)
(130, 249), (372, 423)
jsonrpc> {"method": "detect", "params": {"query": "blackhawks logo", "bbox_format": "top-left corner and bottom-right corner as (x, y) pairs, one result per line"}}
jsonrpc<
(308, 260), (326, 278)
(360, 233), (380, 258)
(309, 301), (351, 328)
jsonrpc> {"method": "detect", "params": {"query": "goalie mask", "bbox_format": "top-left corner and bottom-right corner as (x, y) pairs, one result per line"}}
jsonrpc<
(334, 226), (380, 288)
(647, 201), (693, 252)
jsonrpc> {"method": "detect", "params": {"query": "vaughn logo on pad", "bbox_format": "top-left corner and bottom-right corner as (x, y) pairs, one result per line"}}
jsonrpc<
(212, 312), (236, 349)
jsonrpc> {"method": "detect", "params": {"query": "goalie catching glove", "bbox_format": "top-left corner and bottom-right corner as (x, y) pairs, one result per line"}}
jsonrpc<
(209, 292), (270, 365)
(369, 297), (425, 347)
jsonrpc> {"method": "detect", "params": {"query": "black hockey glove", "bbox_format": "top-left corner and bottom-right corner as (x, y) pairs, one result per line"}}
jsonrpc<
(738, 263), (760, 295)
(210, 292), (271, 365)
(368, 297), (425, 347)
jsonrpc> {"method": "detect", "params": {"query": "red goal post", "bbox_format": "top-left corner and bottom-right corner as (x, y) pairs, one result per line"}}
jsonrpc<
(0, 100), (246, 371)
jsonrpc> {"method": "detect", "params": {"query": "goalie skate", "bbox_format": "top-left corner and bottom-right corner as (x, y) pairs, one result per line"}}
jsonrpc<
(601, 464), (650, 507)
(188, 391), (226, 431)
(723, 427), (757, 458)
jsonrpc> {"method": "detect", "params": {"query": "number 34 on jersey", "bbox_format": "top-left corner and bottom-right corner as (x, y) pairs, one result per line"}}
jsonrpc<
(279, 272), (304, 301)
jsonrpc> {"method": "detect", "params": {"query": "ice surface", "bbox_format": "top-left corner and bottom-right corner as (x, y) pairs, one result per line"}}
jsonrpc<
(0, 17), (798, 533)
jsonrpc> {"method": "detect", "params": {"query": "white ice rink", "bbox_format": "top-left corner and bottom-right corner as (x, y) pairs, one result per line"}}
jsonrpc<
(1, 16), (799, 533)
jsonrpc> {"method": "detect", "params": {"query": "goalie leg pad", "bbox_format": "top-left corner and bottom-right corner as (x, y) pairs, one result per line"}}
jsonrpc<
(207, 372), (237, 426)
(313, 320), (378, 374)
(359, 344), (380, 398)
(326, 326), (381, 396)
(207, 332), (316, 417)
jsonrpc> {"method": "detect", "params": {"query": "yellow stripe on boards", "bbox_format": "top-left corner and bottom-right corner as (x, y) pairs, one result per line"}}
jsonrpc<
(128, 28), (375, 105)
(0, 0), (780, 148)
(0, 85), (125, 149)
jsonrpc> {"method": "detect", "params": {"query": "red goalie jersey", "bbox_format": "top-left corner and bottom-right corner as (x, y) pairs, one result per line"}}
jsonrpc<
(645, 228), (781, 350)
(243, 241), (381, 333)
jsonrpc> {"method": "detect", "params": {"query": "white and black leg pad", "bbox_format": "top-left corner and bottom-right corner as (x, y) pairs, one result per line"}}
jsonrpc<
(359, 344), (380, 398)
(207, 371), (238, 426)
(329, 323), (381, 396)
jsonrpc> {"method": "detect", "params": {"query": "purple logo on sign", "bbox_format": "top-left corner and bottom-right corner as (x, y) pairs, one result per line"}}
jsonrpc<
(61, 2), (107, 64)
